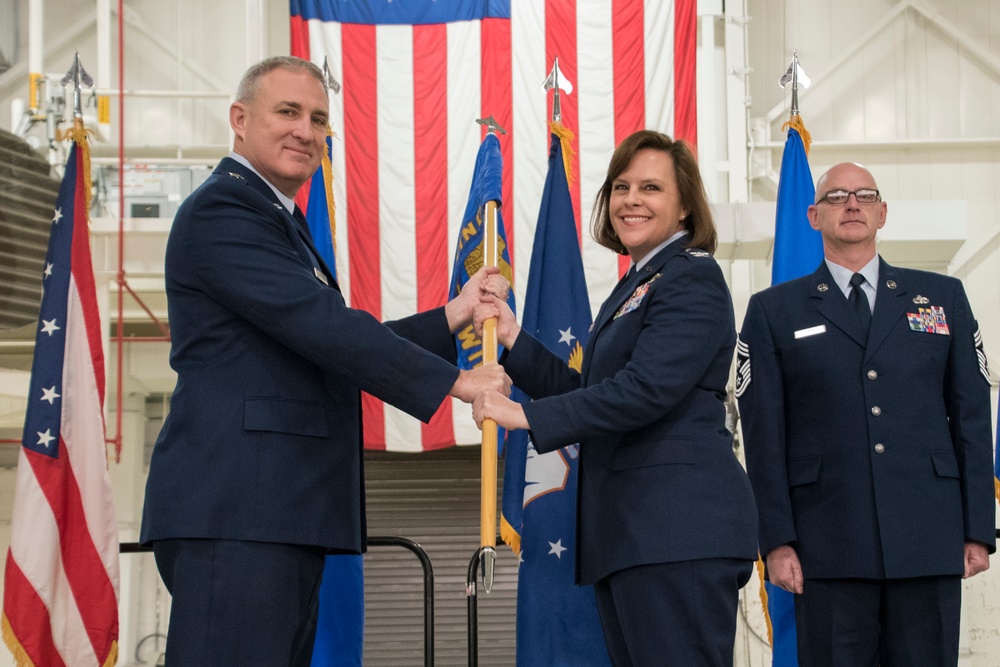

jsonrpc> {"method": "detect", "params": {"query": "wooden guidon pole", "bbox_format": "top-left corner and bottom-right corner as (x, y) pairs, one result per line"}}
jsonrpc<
(479, 199), (499, 592)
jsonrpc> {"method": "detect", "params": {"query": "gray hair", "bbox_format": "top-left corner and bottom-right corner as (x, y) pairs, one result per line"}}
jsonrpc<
(235, 56), (326, 104)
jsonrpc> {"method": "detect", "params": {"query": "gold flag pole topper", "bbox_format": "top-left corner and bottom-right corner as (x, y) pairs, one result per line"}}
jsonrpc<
(475, 114), (506, 593)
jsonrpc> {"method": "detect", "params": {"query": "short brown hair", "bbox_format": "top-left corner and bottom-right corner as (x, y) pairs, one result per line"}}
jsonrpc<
(591, 130), (717, 255)
(236, 56), (326, 104)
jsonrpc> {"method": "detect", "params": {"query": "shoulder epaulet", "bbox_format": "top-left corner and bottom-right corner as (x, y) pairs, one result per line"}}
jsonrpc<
(684, 248), (711, 258)
(227, 171), (245, 180)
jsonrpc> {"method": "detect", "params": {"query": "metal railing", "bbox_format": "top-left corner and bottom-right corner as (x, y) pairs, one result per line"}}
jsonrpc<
(121, 535), (436, 667)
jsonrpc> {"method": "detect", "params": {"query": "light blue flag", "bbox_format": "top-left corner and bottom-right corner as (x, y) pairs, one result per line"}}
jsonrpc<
(766, 119), (823, 667)
(502, 128), (610, 666)
(302, 135), (365, 667)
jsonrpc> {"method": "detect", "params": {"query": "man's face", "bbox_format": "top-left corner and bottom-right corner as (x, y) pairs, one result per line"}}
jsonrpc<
(230, 67), (329, 198)
(807, 163), (887, 251)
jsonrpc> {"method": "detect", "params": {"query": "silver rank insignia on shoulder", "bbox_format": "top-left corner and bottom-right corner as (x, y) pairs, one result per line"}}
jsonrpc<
(314, 267), (329, 285)
(817, 283), (829, 292)
(974, 328), (990, 384)
(886, 280), (897, 289)
(734, 336), (750, 398)
(227, 172), (245, 180)
(912, 295), (929, 304)
(686, 248), (710, 257)
(273, 203), (284, 210)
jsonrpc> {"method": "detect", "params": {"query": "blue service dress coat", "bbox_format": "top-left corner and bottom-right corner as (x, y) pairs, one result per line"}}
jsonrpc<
(502, 237), (759, 585)
(140, 157), (459, 554)
(737, 258), (996, 580)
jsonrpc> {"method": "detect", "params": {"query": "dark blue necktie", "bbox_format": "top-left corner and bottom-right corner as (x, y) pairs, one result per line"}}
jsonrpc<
(849, 272), (871, 332)
(292, 206), (313, 241)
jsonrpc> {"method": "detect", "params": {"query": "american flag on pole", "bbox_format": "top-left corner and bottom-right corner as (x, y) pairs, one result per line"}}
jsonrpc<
(1, 131), (120, 667)
(290, 0), (697, 451)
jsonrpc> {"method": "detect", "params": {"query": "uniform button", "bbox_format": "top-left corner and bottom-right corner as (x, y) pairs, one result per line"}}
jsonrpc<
(867, 370), (878, 380)
(875, 443), (885, 454)
(871, 406), (881, 416)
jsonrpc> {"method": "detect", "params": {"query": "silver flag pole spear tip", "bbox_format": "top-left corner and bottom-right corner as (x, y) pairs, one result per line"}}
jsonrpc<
(541, 56), (573, 123)
(321, 56), (341, 94)
(481, 546), (496, 593)
(778, 50), (810, 118)
(61, 51), (93, 119)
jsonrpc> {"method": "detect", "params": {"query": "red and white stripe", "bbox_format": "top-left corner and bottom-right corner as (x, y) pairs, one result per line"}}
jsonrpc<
(291, 0), (696, 451)
(3, 146), (119, 666)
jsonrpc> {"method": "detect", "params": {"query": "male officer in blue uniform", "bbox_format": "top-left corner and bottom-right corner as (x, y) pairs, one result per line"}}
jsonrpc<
(737, 162), (994, 666)
(139, 56), (510, 666)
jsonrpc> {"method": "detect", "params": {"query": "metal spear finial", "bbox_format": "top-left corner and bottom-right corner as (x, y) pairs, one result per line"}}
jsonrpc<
(61, 51), (93, 120)
(778, 51), (811, 117)
(321, 56), (341, 94)
(541, 56), (574, 123)
(476, 115), (507, 136)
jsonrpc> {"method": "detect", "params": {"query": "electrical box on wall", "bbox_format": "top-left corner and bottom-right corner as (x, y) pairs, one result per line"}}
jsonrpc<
(94, 165), (212, 219)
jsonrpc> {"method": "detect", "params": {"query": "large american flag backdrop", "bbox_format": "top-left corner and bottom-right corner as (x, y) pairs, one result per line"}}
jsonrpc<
(290, 0), (697, 451)
(1, 135), (120, 666)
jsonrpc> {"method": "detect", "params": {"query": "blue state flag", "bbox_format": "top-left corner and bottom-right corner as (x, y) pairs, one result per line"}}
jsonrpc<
(449, 133), (517, 447)
(305, 135), (338, 277)
(501, 126), (609, 666)
(764, 116), (823, 667)
(304, 136), (365, 667)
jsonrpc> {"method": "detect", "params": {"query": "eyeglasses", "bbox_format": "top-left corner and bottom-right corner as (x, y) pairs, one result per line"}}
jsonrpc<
(817, 189), (881, 205)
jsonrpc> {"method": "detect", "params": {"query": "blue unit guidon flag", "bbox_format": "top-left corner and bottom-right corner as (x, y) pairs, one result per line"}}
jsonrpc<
(448, 132), (516, 376)
(760, 115), (821, 667)
(501, 125), (609, 666)
(289, 0), (697, 450)
(2, 133), (120, 667)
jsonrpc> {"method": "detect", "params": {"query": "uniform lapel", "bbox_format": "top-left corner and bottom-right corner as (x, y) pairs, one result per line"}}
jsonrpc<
(217, 157), (340, 290)
(582, 239), (685, 380)
(811, 262), (868, 348)
(864, 259), (908, 362)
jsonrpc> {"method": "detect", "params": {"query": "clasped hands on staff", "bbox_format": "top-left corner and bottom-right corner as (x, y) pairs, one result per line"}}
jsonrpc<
(469, 286), (529, 431)
(443, 266), (514, 403)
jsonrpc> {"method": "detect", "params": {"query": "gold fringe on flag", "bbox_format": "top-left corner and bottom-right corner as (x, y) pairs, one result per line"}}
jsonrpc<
(102, 641), (118, 667)
(2, 612), (33, 667)
(57, 121), (95, 214)
(499, 514), (521, 556)
(755, 554), (774, 648)
(321, 127), (339, 261)
(781, 115), (812, 157)
(548, 120), (576, 187)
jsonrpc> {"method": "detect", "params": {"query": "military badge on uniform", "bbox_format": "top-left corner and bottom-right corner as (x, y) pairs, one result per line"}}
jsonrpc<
(613, 274), (660, 319)
(975, 327), (990, 384)
(912, 295), (929, 304)
(906, 306), (950, 335)
(734, 336), (750, 398)
(686, 248), (710, 258)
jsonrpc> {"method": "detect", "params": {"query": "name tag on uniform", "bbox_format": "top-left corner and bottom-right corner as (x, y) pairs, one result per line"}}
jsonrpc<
(314, 267), (329, 285)
(794, 324), (826, 339)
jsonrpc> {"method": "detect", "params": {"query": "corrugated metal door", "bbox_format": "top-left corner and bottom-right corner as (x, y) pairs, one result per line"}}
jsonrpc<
(364, 447), (519, 666)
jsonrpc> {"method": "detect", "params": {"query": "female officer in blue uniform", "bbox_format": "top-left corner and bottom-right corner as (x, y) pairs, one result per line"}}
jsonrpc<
(473, 130), (757, 666)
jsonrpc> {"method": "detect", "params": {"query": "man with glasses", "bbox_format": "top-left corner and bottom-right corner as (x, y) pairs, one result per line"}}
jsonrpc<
(736, 162), (995, 665)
